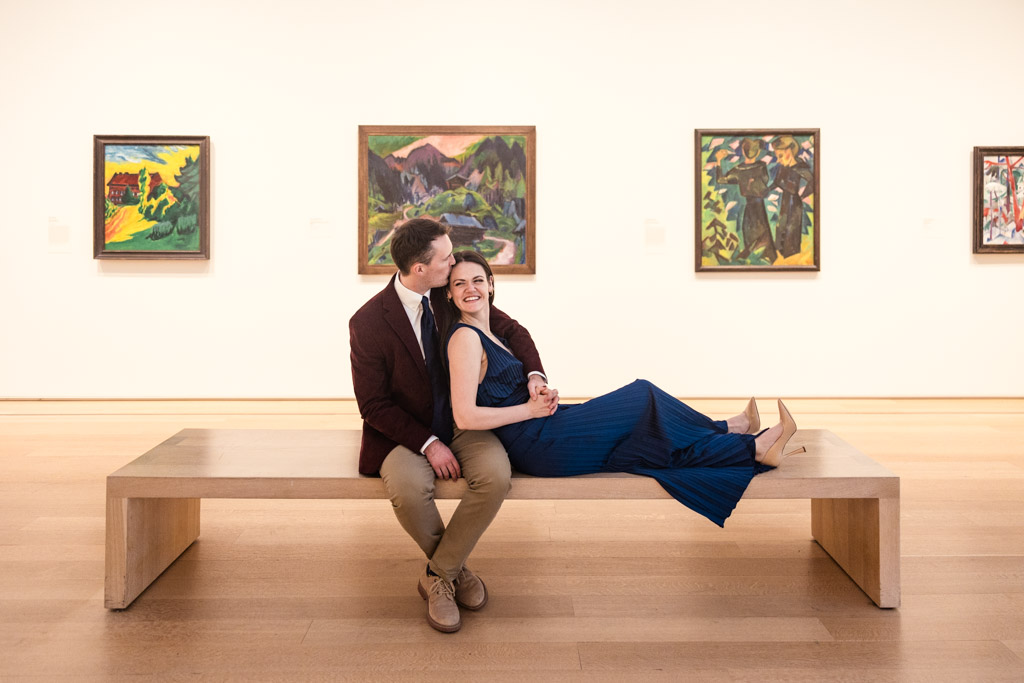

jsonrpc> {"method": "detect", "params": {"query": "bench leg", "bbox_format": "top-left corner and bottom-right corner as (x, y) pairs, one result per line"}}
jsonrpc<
(811, 497), (900, 608)
(105, 496), (200, 609)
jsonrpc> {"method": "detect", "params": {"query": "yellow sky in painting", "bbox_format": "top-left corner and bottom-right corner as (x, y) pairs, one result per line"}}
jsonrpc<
(103, 145), (199, 187)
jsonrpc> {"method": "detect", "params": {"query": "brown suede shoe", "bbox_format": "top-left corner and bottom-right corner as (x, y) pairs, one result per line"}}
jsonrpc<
(454, 566), (488, 611)
(417, 569), (461, 633)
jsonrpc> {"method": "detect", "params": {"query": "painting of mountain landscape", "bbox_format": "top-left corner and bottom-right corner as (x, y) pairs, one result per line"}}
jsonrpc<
(93, 135), (210, 259)
(359, 126), (536, 273)
(695, 129), (820, 272)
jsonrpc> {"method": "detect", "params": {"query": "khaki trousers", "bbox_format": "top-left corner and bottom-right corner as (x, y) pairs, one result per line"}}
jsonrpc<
(379, 428), (511, 583)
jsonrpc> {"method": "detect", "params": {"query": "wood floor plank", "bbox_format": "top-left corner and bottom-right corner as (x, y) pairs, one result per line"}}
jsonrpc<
(693, 669), (1024, 683)
(821, 613), (1024, 641)
(2, 641), (584, 677)
(571, 593), (881, 618)
(303, 615), (833, 643)
(577, 641), (1024, 674)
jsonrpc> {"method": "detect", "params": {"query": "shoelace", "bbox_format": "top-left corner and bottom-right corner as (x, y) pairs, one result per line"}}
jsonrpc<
(428, 576), (455, 599)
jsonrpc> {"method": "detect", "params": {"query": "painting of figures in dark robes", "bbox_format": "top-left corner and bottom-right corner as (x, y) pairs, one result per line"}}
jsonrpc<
(695, 129), (820, 271)
(358, 126), (536, 274)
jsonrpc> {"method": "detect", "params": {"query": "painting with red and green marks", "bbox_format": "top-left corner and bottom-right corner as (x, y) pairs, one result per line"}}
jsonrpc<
(973, 147), (1024, 253)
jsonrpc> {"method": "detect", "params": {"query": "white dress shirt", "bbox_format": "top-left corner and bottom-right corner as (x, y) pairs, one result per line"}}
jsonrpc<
(394, 274), (438, 454)
(394, 272), (431, 360)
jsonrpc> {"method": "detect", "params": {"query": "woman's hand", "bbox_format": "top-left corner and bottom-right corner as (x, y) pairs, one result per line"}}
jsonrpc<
(525, 393), (553, 419)
(528, 375), (559, 415)
(539, 386), (559, 415)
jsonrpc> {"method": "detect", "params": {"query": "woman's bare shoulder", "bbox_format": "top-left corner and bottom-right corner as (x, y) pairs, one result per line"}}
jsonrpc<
(448, 325), (483, 350)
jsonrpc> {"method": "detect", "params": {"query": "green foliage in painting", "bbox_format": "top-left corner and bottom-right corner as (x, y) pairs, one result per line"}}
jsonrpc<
(173, 155), (201, 204)
(175, 213), (197, 235)
(143, 196), (170, 222)
(475, 239), (501, 260)
(367, 136), (420, 157)
(149, 221), (175, 240)
(415, 189), (483, 217)
(410, 188), (517, 233)
(107, 223), (200, 251)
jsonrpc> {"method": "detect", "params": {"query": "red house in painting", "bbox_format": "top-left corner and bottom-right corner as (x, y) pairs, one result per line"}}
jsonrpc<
(107, 172), (163, 204)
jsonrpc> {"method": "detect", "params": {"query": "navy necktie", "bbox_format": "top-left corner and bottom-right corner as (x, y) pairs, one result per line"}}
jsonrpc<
(420, 296), (453, 444)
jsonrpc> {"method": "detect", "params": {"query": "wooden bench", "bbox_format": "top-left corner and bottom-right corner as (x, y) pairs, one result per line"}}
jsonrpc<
(105, 428), (900, 609)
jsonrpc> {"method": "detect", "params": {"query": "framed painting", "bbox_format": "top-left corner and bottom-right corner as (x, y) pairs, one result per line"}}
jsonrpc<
(358, 125), (536, 274)
(973, 147), (1024, 253)
(695, 129), (820, 272)
(93, 135), (210, 259)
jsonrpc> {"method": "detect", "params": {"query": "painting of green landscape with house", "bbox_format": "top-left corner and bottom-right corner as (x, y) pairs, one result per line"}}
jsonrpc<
(361, 129), (534, 273)
(94, 136), (209, 259)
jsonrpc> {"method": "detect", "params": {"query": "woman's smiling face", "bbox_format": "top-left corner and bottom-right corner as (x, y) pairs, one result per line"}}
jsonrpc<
(449, 260), (493, 315)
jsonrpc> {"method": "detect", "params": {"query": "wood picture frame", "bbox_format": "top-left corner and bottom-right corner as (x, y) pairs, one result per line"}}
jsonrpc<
(358, 125), (536, 274)
(973, 146), (1024, 253)
(93, 135), (210, 259)
(695, 128), (820, 272)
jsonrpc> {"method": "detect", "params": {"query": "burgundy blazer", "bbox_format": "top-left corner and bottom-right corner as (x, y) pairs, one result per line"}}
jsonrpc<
(349, 274), (545, 475)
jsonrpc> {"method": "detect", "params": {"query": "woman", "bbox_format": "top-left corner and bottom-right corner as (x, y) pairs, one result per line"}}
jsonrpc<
(441, 252), (797, 527)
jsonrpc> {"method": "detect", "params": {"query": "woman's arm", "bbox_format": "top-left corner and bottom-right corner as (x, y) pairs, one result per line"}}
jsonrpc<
(448, 327), (549, 431)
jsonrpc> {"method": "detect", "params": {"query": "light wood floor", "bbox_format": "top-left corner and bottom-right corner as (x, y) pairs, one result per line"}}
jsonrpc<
(1, 398), (1023, 681)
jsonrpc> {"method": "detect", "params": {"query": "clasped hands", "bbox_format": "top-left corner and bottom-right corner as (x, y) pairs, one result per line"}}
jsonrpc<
(425, 376), (559, 480)
(525, 374), (559, 419)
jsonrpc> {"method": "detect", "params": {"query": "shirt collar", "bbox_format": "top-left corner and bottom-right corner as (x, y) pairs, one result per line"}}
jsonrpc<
(394, 272), (428, 311)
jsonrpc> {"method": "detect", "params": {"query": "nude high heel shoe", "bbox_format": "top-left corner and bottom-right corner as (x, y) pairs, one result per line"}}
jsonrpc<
(744, 397), (760, 434)
(757, 400), (797, 468)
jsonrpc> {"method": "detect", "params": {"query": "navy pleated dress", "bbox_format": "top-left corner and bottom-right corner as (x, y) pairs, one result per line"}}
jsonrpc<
(448, 323), (771, 526)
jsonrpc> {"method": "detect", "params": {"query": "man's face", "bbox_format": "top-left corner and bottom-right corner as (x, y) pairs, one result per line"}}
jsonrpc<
(421, 235), (456, 289)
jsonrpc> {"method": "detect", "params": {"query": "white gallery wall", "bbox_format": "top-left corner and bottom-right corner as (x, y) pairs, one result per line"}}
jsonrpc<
(1, 0), (1022, 399)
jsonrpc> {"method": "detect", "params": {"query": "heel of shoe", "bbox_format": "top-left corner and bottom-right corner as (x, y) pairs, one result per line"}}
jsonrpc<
(744, 397), (760, 434)
(757, 400), (797, 468)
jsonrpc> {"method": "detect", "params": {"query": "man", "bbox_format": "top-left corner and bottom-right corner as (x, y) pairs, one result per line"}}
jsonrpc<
(349, 218), (553, 633)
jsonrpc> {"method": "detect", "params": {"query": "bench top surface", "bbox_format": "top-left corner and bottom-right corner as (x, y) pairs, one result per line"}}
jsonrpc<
(107, 428), (898, 500)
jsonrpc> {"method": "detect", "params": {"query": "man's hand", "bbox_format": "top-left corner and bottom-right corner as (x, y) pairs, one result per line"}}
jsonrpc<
(527, 374), (547, 401)
(528, 375), (559, 416)
(424, 440), (461, 480)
